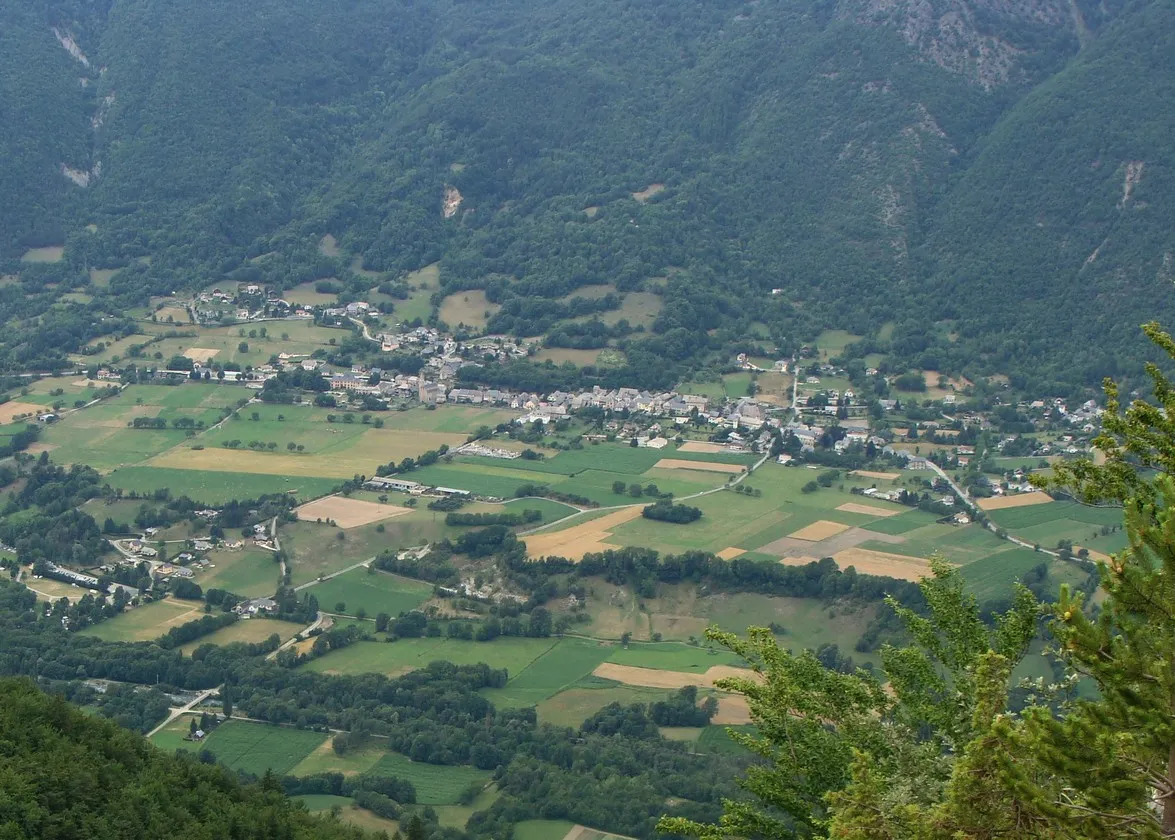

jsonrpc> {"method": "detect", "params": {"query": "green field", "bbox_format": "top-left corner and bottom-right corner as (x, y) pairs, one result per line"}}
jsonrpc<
(95, 322), (348, 366)
(377, 405), (517, 434)
(195, 548), (281, 597)
(858, 509), (940, 535)
(483, 637), (614, 708)
(82, 497), (156, 529)
(514, 820), (576, 840)
(696, 724), (757, 755)
(501, 498), (579, 522)
(304, 637), (559, 679)
(988, 500), (1123, 531)
(196, 720), (327, 776)
(815, 330), (863, 359)
(43, 426), (193, 471)
(291, 740), (386, 777)
(434, 787), (502, 830)
(293, 793), (353, 812)
(959, 548), (1050, 601)
(80, 597), (205, 642)
(105, 466), (338, 504)
(310, 568), (433, 617)
(463, 445), (670, 477)
(283, 514), (481, 586)
(692, 593), (879, 662)
(590, 463), (912, 556)
(39, 382), (246, 471)
(409, 441), (751, 505)
(150, 714), (205, 754)
(369, 751), (491, 804)
(534, 682), (673, 727)
(606, 642), (743, 671)
(178, 618), (305, 654)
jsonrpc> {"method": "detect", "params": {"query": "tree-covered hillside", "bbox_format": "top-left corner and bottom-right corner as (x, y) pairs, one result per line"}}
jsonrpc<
(0, 678), (370, 839)
(1, 0), (1171, 387)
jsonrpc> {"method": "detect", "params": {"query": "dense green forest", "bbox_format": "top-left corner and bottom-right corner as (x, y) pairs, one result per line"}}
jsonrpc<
(0, 678), (371, 839)
(1, 0), (1172, 386)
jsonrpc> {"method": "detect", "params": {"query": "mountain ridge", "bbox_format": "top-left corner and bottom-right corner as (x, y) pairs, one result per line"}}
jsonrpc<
(0, 0), (1170, 388)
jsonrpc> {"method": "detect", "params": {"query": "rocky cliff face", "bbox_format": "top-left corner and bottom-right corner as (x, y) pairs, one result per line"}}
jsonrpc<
(842, 0), (1080, 87)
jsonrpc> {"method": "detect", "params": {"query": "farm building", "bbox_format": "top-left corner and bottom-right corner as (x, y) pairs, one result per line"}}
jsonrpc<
(364, 476), (422, 493)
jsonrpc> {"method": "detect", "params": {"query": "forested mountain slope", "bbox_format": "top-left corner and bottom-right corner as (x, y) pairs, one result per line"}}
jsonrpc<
(0, 678), (369, 839)
(0, 0), (1171, 387)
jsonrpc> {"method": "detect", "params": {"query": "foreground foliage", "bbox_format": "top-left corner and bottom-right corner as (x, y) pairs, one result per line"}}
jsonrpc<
(661, 325), (1175, 838)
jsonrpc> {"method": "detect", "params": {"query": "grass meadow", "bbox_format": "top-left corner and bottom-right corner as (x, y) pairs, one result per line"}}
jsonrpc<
(311, 568), (433, 617)
(369, 751), (491, 804)
(304, 637), (559, 679)
(194, 548), (281, 597)
(105, 466), (339, 504)
(80, 597), (205, 642)
(282, 514), (481, 586)
(195, 720), (327, 776)
(514, 821), (576, 840)
(696, 724), (757, 755)
(482, 637), (614, 708)
(534, 682), (673, 727)
(177, 618), (305, 654)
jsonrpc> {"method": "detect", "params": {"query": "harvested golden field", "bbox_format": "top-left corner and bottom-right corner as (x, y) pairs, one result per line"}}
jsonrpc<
(148, 429), (467, 479)
(523, 507), (644, 560)
(591, 662), (758, 690)
(710, 694), (753, 725)
(836, 502), (902, 517)
(789, 520), (851, 541)
(850, 470), (901, 481)
(775, 555), (822, 568)
(831, 547), (934, 582)
(677, 441), (728, 454)
(653, 459), (744, 474)
(716, 547), (746, 560)
(295, 496), (411, 528)
(976, 492), (1052, 510)
(0, 401), (44, 424)
(184, 347), (219, 363)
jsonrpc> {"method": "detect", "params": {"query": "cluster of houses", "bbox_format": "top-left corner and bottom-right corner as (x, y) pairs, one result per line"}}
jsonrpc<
(191, 285), (315, 325)
(234, 597), (279, 617)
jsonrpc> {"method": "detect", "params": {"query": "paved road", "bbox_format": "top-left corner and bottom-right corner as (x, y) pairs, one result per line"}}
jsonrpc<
(293, 558), (373, 591)
(921, 459), (1060, 559)
(267, 611), (327, 660)
(518, 452), (772, 536)
(349, 317), (379, 344)
(146, 687), (219, 738)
